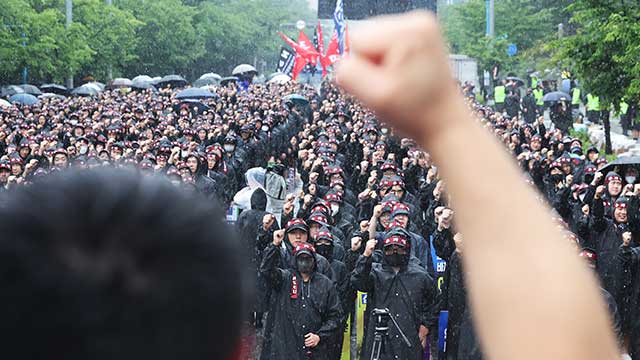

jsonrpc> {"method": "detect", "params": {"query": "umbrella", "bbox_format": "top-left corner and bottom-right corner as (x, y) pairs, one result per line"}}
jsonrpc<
(505, 77), (525, 87)
(283, 94), (309, 107)
(599, 156), (640, 177)
(0, 99), (12, 108)
(38, 93), (67, 100)
(131, 79), (157, 91)
(232, 64), (257, 76)
(193, 78), (218, 87)
(83, 82), (104, 93)
(267, 74), (291, 85)
(173, 100), (210, 115)
(220, 76), (239, 86)
(108, 78), (133, 89)
(40, 84), (68, 95)
(156, 75), (188, 88)
(9, 93), (39, 105)
(542, 91), (571, 103)
(200, 73), (222, 81)
(175, 88), (217, 100)
(71, 86), (100, 97)
(132, 75), (154, 83)
(1, 85), (25, 97)
(19, 84), (42, 96)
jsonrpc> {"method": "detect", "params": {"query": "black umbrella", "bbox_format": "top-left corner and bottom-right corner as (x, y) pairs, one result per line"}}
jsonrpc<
(130, 80), (157, 92)
(156, 75), (188, 89)
(40, 84), (68, 95)
(505, 77), (525, 87)
(542, 91), (571, 103)
(19, 84), (42, 96)
(599, 156), (640, 177)
(173, 100), (210, 115)
(220, 76), (239, 86)
(175, 88), (217, 100)
(71, 86), (100, 97)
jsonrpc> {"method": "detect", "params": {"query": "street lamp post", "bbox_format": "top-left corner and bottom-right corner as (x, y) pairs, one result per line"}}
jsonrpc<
(66, 0), (74, 88)
(21, 32), (27, 84)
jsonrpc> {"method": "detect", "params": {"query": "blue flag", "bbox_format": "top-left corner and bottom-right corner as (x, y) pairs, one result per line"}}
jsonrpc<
(333, 0), (345, 54)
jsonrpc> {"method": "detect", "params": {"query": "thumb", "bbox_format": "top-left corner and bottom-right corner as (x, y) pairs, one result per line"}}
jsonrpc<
(336, 56), (392, 111)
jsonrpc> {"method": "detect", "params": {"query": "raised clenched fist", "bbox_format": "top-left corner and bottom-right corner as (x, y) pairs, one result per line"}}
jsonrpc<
(273, 229), (285, 246)
(364, 239), (378, 257)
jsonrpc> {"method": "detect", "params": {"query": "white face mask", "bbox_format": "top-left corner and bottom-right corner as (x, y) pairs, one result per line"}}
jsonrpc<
(626, 176), (636, 184)
(224, 145), (235, 152)
(79, 146), (88, 154)
(330, 204), (339, 216)
(579, 193), (586, 203)
(261, 125), (269, 132)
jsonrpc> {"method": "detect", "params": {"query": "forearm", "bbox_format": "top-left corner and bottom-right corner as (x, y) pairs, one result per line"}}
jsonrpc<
(422, 95), (618, 359)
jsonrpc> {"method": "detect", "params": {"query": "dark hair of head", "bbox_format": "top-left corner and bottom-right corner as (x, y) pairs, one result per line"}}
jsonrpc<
(0, 168), (245, 360)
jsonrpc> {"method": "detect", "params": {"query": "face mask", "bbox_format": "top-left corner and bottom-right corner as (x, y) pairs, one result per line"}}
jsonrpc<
(296, 256), (315, 274)
(79, 146), (88, 154)
(550, 174), (563, 183)
(330, 204), (339, 216)
(626, 176), (636, 184)
(579, 193), (586, 203)
(315, 244), (333, 261)
(261, 125), (269, 132)
(381, 128), (389, 135)
(224, 145), (235, 152)
(384, 252), (406, 267)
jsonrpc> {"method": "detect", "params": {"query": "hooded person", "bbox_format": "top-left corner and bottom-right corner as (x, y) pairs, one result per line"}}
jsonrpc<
(351, 227), (440, 360)
(589, 192), (640, 322)
(324, 191), (356, 239)
(313, 227), (351, 359)
(307, 212), (346, 262)
(184, 152), (220, 201)
(260, 240), (342, 360)
(440, 232), (483, 360)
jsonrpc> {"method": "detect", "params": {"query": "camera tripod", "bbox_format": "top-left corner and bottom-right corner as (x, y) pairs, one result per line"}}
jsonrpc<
(369, 308), (412, 360)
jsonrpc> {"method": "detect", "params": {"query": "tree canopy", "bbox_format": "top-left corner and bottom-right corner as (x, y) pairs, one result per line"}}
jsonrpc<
(0, 0), (314, 84)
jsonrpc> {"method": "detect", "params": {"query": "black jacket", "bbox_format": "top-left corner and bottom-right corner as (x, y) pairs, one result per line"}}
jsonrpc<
(351, 255), (439, 360)
(260, 244), (343, 360)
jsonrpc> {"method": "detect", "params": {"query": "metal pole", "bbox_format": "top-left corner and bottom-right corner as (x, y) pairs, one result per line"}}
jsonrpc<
(106, 0), (113, 80)
(22, 32), (27, 84)
(486, 0), (494, 37)
(65, 0), (74, 88)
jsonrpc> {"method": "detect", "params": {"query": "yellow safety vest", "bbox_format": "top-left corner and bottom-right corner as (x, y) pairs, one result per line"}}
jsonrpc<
(620, 101), (629, 115)
(494, 85), (506, 103)
(531, 77), (539, 88)
(572, 88), (581, 105)
(587, 94), (600, 111)
(533, 89), (544, 106)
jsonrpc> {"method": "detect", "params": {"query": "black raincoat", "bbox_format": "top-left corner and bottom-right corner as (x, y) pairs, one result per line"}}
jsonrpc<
(351, 255), (439, 360)
(260, 244), (343, 360)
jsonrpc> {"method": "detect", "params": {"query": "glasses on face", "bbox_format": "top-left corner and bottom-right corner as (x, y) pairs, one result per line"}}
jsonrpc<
(383, 245), (407, 256)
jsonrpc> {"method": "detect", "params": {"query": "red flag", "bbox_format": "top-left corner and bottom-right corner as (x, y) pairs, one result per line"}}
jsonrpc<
(292, 51), (307, 81)
(317, 22), (328, 77)
(297, 30), (318, 66)
(278, 32), (318, 63)
(325, 30), (341, 66)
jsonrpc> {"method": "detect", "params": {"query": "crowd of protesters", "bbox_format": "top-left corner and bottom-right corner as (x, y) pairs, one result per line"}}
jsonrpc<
(1, 73), (638, 359)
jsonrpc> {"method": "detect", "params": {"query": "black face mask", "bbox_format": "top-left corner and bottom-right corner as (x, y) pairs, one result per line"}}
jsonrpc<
(384, 253), (406, 267)
(296, 256), (315, 274)
(550, 173), (563, 183)
(315, 244), (333, 261)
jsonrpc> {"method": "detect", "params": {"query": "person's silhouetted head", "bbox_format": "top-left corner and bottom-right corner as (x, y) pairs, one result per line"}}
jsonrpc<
(0, 168), (245, 360)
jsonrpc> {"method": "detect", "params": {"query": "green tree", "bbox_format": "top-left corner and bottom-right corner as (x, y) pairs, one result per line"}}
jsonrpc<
(441, 0), (555, 77)
(555, 1), (640, 154)
(73, 0), (142, 80)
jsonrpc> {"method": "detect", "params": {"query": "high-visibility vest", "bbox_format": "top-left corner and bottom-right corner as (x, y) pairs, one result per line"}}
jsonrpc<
(531, 76), (539, 88)
(494, 85), (506, 103)
(586, 93), (600, 111)
(533, 89), (544, 105)
(620, 101), (629, 115)
(571, 88), (581, 105)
